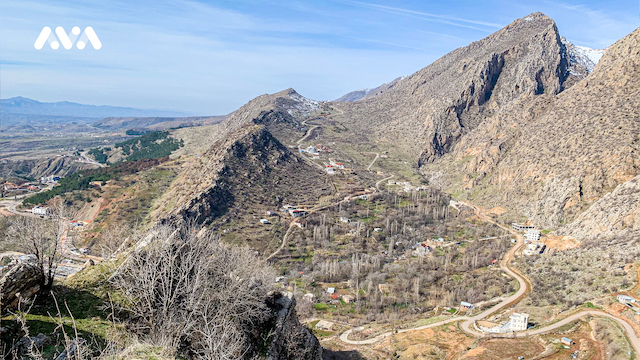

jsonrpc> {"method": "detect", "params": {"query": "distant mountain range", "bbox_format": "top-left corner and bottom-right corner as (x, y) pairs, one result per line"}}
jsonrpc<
(1, 96), (190, 118)
(0, 97), (227, 132)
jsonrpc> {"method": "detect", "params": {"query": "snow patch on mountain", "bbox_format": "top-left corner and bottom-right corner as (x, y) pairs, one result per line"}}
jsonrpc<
(287, 92), (320, 116)
(561, 37), (606, 74)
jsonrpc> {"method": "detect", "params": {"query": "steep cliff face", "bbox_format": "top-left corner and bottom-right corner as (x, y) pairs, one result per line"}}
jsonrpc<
(336, 13), (570, 165)
(266, 292), (323, 360)
(431, 27), (640, 229)
(558, 176), (640, 241)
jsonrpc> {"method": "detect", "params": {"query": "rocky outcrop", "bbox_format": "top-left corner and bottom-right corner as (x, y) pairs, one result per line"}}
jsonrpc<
(431, 27), (640, 229)
(266, 292), (322, 360)
(0, 156), (96, 180)
(558, 176), (640, 241)
(153, 125), (330, 226)
(1, 262), (43, 310)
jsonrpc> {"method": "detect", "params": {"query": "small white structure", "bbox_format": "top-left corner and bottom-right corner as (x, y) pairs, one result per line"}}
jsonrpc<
(260, 219), (271, 224)
(32, 206), (50, 216)
(288, 209), (306, 217)
(504, 313), (529, 331)
(315, 320), (334, 331)
(460, 301), (474, 309)
(618, 294), (636, 304)
(326, 166), (335, 175)
(561, 337), (574, 346)
(339, 216), (349, 223)
(303, 293), (315, 302)
(326, 287), (335, 294)
(373, 228), (383, 232)
(525, 229), (541, 241)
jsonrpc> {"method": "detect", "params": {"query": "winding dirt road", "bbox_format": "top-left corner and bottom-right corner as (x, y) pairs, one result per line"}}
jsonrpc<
(338, 201), (640, 355)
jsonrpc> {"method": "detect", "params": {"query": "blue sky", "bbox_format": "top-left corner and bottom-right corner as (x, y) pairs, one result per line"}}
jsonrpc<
(0, 0), (637, 115)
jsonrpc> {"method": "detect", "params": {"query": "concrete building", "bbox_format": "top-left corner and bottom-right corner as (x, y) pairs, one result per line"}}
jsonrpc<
(289, 209), (307, 217)
(561, 337), (574, 346)
(505, 313), (529, 331)
(618, 294), (636, 303)
(512, 223), (535, 232)
(525, 229), (541, 241)
(260, 219), (271, 224)
(32, 206), (50, 216)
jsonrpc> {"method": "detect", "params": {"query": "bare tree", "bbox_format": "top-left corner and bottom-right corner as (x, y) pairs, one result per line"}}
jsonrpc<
(97, 223), (132, 259)
(5, 213), (65, 292)
(111, 225), (275, 359)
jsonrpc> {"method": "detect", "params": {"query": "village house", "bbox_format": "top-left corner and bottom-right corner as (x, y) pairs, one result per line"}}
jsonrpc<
(460, 301), (474, 310)
(342, 295), (355, 304)
(32, 206), (51, 216)
(260, 219), (271, 224)
(561, 337), (574, 346)
(326, 287), (335, 294)
(618, 294), (636, 303)
(288, 209), (307, 217)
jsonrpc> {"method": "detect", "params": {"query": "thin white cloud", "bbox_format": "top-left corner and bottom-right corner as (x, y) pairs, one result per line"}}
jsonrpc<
(337, 34), (426, 50)
(347, 1), (503, 29)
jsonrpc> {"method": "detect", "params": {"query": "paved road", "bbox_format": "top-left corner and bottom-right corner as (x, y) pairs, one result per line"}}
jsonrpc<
(366, 153), (379, 171)
(80, 151), (107, 168)
(375, 174), (394, 192)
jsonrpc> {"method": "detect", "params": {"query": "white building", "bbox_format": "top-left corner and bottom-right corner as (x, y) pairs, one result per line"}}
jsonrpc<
(32, 206), (50, 216)
(260, 219), (271, 224)
(525, 229), (541, 241)
(618, 294), (636, 303)
(504, 313), (529, 331)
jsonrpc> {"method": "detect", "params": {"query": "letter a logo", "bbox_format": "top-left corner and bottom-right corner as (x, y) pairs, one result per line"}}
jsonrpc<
(34, 27), (102, 50)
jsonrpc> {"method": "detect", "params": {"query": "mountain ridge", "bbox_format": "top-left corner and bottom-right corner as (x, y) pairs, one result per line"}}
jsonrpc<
(1, 96), (191, 118)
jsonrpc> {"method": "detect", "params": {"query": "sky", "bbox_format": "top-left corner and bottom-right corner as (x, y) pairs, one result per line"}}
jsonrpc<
(0, 0), (638, 115)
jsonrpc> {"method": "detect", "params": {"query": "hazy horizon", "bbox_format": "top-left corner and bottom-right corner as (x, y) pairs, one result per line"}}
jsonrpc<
(1, 0), (637, 115)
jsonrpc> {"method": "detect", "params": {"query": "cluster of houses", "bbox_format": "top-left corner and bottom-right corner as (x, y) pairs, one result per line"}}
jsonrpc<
(325, 287), (355, 304)
(412, 243), (433, 257)
(512, 223), (545, 256)
(387, 179), (429, 193)
(280, 204), (308, 218)
(301, 144), (332, 159)
(40, 175), (61, 184)
(3, 182), (41, 193)
(326, 159), (346, 175)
